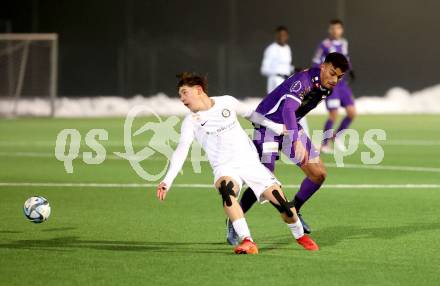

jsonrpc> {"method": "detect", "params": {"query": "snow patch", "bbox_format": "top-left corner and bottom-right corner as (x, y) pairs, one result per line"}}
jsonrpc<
(1, 85), (440, 117)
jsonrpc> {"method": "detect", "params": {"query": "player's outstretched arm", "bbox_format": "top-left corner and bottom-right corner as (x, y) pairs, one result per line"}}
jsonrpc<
(157, 116), (194, 200)
(246, 111), (284, 135)
(230, 96), (284, 135)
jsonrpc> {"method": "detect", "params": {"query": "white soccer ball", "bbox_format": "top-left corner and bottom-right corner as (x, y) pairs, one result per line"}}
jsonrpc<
(23, 196), (51, 223)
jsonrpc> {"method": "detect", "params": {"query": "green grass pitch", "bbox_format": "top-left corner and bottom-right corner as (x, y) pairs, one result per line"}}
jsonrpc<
(0, 114), (439, 285)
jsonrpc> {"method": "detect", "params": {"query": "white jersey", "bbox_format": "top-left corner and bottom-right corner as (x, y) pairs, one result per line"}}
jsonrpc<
(162, 95), (283, 190)
(260, 42), (293, 78)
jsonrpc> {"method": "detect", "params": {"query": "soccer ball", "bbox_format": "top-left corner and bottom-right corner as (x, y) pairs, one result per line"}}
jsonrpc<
(23, 196), (51, 223)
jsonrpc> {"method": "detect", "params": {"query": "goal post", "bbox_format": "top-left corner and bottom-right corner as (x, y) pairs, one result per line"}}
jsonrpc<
(0, 33), (58, 117)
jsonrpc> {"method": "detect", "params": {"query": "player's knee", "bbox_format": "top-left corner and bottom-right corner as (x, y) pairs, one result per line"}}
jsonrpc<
(217, 180), (236, 207)
(347, 107), (356, 119)
(348, 111), (356, 119)
(310, 168), (327, 184)
(270, 189), (295, 218)
(317, 169), (327, 183)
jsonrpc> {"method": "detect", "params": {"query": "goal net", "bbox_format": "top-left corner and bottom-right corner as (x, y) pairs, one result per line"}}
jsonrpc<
(0, 33), (58, 117)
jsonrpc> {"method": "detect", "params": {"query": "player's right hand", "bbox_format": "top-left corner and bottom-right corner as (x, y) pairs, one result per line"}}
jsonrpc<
(156, 182), (168, 201)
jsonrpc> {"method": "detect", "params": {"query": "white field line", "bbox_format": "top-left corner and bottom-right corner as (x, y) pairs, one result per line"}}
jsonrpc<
(325, 163), (440, 173)
(0, 139), (439, 147)
(1, 151), (440, 173)
(0, 182), (439, 189)
(0, 151), (126, 160)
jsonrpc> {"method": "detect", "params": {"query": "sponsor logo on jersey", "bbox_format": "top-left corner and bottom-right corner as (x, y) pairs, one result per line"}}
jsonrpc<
(206, 121), (236, 135)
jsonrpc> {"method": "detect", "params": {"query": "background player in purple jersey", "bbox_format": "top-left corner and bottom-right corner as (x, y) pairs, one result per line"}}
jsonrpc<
(313, 19), (357, 153)
(226, 53), (350, 245)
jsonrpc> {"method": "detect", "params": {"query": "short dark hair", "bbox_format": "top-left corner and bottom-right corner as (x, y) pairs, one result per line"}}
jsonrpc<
(275, 25), (288, 33)
(329, 19), (344, 26)
(176, 72), (208, 92)
(324, 52), (349, 72)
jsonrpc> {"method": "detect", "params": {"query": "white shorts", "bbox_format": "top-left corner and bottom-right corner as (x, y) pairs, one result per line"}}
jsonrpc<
(326, 98), (341, 109)
(213, 160), (281, 202)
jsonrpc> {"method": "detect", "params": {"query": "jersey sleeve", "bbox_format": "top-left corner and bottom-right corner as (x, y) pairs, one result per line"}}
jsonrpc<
(282, 97), (301, 141)
(228, 96), (284, 135)
(281, 75), (309, 139)
(260, 45), (277, 77)
(284, 76), (308, 104)
(342, 39), (353, 69)
(312, 41), (327, 67)
(162, 115), (195, 190)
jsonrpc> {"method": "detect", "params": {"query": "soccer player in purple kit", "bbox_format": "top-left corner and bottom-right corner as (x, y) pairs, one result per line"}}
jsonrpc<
(313, 19), (357, 153)
(226, 53), (349, 245)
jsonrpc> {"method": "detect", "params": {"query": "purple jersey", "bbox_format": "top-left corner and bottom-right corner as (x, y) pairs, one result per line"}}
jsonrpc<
(256, 68), (331, 125)
(312, 38), (350, 67)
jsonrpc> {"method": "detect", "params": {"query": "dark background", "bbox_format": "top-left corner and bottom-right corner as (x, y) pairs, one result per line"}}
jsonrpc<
(2, 0), (439, 98)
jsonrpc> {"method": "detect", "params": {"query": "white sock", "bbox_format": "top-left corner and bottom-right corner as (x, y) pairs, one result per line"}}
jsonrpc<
(232, 218), (252, 241)
(287, 219), (304, 239)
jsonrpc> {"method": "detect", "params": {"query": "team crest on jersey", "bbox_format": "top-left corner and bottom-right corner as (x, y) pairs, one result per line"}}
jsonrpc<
(221, 109), (231, 118)
(289, 81), (302, 93)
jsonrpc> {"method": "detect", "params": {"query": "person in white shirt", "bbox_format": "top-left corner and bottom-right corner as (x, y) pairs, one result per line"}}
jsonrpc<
(156, 72), (319, 254)
(261, 26), (309, 135)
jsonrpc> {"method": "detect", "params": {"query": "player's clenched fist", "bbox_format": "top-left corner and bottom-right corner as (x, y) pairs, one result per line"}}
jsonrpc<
(156, 182), (168, 201)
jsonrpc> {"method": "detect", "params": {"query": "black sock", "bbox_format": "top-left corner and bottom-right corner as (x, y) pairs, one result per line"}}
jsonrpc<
(239, 187), (258, 214)
(292, 195), (305, 212)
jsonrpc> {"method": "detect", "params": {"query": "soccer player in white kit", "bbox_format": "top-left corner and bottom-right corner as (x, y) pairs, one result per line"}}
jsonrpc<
(260, 26), (309, 136)
(156, 73), (319, 254)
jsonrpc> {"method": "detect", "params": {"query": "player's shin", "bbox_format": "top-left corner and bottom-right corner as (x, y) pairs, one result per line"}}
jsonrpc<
(231, 217), (252, 242)
(239, 187), (258, 214)
(287, 218), (305, 239)
(322, 119), (334, 145)
(336, 116), (353, 134)
(218, 180), (253, 241)
(268, 191), (319, 250)
(292, 178), (322, 211)
(264, 187), (305, 239)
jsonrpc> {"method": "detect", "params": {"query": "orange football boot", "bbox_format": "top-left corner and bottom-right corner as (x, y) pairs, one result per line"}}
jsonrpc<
(296, 235), (319, 251)
(234, 238), (259, 254)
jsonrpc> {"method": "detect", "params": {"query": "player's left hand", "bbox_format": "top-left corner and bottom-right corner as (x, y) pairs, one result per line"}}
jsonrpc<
(294, 140), (309, 165)
(156, 182), (168, 201)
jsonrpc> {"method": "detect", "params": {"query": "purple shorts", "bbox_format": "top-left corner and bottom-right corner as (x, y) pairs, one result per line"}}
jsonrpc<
(252, 126), (321, 172)
(325, 80), (354, 110)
